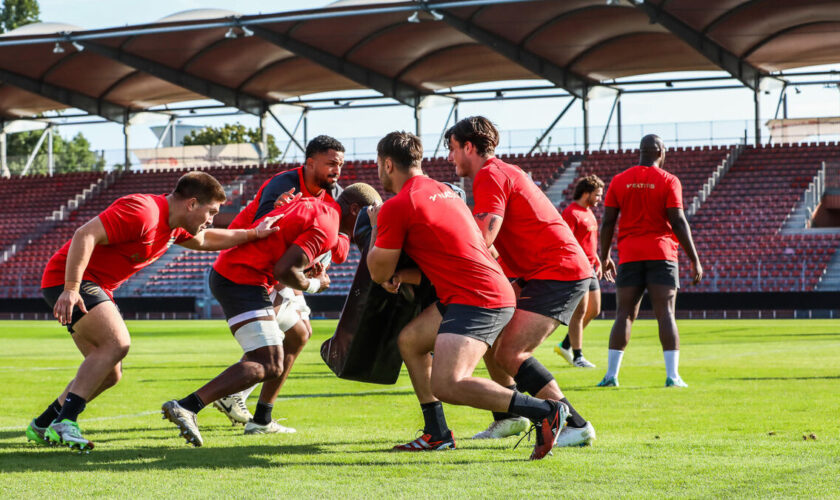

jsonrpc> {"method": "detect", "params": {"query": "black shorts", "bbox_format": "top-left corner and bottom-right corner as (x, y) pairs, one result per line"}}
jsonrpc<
(588, 271), (600, 292)
(209, 269), (273, 321)
(616, 260), (680, 289)
(42, 281), (114, 333)
(517, 278), (589, 326)
(435, 302), (514, 346)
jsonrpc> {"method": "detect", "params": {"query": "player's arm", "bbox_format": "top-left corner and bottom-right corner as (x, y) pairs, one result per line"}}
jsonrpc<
(667, 207), (703, 285)
(382, 267), (422, 294)
(599, 206), (619, 283)
(473, 212), (503, 248)
(54, 217), (110, 324)
(274, 244), (329, 293)
(366, 204), (401, 284)
(178, 215), (282, 251)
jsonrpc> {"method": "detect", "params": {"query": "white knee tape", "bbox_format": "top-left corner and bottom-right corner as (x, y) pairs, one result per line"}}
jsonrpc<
(292, 294), (311, 320)
(233, 320), (285, 353)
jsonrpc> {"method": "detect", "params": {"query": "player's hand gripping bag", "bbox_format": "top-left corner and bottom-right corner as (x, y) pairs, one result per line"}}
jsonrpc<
(320, 207), (436, 384)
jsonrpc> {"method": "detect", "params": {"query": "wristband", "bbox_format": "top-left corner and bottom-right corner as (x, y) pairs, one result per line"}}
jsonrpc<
(305, 278), (321, 294)
(64, 280), (81, 293)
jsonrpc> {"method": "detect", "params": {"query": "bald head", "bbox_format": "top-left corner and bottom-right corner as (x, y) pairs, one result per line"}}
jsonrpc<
(639, 134), (666, 167)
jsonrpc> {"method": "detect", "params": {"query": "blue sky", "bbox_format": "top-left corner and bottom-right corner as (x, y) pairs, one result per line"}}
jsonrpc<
(33, 1), (840, 164)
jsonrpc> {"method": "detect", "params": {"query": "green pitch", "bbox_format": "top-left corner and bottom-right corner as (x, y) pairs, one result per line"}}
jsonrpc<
(1, 319), (838, 498)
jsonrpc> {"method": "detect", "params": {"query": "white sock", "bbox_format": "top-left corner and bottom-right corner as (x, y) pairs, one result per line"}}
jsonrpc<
(605, 349), (624, 379)
(237, 384), (258, 401)
(663, 350), (680, 380)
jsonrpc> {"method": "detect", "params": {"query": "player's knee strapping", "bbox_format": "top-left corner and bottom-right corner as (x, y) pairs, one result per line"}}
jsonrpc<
(513, 357), (555, 396)
(229, 308), (286, 353)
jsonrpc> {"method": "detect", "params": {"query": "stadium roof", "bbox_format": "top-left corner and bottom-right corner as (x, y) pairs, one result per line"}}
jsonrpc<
(0, 0), (838, 123)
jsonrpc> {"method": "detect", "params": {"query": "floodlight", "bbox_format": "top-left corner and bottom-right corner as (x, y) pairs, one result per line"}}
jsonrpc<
(52, 42), (65, 54)
(407, 11), (420, 23)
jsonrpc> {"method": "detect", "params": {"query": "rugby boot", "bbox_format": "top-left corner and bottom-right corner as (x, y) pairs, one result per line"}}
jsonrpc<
(161, 400), (203, 447)
(45, 419), (94, 452)
(392, 431), (455, 451)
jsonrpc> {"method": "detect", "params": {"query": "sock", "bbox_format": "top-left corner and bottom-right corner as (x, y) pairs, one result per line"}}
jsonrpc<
(253, 401), (273, 425)
(507, 392), (553, 422)
(177, 393), (205, 414)
(55, 392), (86, 423)
(561, 334), (571, 350)
(420, 401), (449, 440)
(605, 349), (624, 379)
(664, 350), (680, 380)
(513, 357), (555, 396)
(559, 397), (587, 428)
(492, 385), (519, 421)
(34, 399), (62, 427)
(573, 349), (583, 360)
(238, 384), (258, 402)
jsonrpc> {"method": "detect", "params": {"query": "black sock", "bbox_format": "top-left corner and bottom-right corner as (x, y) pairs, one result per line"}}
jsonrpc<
(254, 401), (273, 425)
(56, 392), (86, 422)
(492, 385), (519, 421)
(561, 334), (571, 350)
(507, 392), (553, 422)
(420, 401), (449, 440)
(34, 399), (62, 427)
(177, 393), (205, 414)
(560, 397), (587, 428)
(573, 349), (583, 360)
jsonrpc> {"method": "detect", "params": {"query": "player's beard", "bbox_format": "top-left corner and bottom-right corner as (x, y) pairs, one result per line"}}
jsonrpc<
(317, 174), (337, 190)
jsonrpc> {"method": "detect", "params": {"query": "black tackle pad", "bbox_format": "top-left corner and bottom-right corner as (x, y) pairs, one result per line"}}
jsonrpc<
(320, 207), (436, 384)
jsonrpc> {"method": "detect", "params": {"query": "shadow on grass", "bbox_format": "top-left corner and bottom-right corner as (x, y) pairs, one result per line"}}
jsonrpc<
(0, 443), (520, 472)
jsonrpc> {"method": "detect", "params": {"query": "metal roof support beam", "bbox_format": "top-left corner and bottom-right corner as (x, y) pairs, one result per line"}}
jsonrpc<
(435, 9), (600, 100)
(248, 25), (426, 108)
(267, 107), (306, 156)
(633, 0), (777, 90)
(529, 97), (576, 155)
(79, 41), (266, 115)
(20, 124), (52, 176)
(433, 99), (458, 158)
(0, 68), (128, 123)
(599, 93), (620, 151)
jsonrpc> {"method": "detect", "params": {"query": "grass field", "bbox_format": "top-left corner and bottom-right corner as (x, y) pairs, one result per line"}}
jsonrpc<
(1, 318), (838, 498)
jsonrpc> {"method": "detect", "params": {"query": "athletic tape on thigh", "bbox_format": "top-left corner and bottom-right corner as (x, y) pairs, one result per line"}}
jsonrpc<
(292, 293), (311, 320)
(275, 300), (300, 332)
(513, 357), (555, 396)
(227, 307), (275, 327)
(234, 319), (285, 353)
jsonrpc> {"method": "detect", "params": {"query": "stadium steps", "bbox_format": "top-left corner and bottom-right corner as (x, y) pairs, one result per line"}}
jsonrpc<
(781, 163), (827, 233)
(685, 145), (740, 220)
(816, 248), (840, 291)
(545, 160), (581, 205)
(116, 243), (191, 297)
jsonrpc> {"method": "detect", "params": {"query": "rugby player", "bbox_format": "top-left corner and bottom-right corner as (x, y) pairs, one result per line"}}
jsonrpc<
(597, 134), (702, 388)
(213, 135), (347, 427)
(27, 172), (281, 451)
(447, 116), (596, 447)
(161, 184), (380, 446)
(368, 131), (565, 460)
(556, 175), (605, 368)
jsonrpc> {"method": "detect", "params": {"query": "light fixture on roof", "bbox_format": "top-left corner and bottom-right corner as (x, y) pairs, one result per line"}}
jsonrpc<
(605, 0), (620, 5)
(794, 86), (801, 94)
(429, 10), (443, 21)
(224, 27), (238, 39)
(52, 42), (65, 54)
(241, 26), (254, 37)
(407, 11), (420, 23)
(71, 41), (84, 52)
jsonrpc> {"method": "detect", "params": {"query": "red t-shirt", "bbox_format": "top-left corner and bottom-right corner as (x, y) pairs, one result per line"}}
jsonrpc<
(230, 167), (348, 264)
(41, 194), (193, 298)
(213, 198), (339, 290)
(375, 175), (514, 308)
(603, 165), (683, 263)
(472, 158), (591, 282)
(562, 202), (599, 269)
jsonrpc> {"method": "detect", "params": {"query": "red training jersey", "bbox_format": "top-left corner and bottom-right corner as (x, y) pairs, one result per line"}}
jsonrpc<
(229, 167), (348, 265)
(41, 194), (193, 298)
(603, 165), (683, 263)
(472, 158), (591, 282)
(562, 202), (599, 269)
(213, 198), (339, 290)
(375, 175), (514, 308)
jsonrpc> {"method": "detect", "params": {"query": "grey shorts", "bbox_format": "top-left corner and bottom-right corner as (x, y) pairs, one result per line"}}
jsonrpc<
(42, 280), (114, 333)
(616, 260), (680, 289)
(588, 272), (600, 292)
(435, 302), (514, 346)
(516, 278), (589, 326)
(209, 269), (273, 320)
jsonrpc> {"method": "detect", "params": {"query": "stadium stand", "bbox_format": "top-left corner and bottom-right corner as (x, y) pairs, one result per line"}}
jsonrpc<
(3, 145), (839, 300)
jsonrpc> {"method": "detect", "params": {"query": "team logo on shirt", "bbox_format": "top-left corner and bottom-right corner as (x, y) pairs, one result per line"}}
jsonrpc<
(429, 191), (458, 202)
(627, 183), (656, 189)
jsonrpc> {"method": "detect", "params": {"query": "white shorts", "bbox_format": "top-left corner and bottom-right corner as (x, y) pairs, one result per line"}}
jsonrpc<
(228, 308), (285, 353)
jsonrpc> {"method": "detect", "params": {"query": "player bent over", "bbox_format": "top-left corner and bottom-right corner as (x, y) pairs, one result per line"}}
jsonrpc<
(212, 135), (348, 425)
(368, 131), (565, 460)
(556, 175), (605, 368)
(597, 134), (702, 388)
(28, 172), (281, 451)
(447, 116), (596, 447)
(161, 184), (379, 446)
